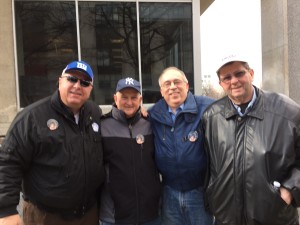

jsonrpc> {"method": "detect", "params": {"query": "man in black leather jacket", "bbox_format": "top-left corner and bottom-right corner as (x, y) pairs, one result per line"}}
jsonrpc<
(0, 61), (105, 225)
(202, 53), (300, 225)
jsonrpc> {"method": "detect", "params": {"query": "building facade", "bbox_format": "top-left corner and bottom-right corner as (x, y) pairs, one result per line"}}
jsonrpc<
(0, 0), (204, 135)
(0, 0), (300, 136)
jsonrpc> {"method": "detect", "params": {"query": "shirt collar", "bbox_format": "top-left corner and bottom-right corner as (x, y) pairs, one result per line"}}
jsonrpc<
(168, 103), (184, 115)
(232, 87), (257, 117)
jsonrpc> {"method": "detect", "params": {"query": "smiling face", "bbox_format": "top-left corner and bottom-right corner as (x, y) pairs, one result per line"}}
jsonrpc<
(58, 70), (93, 114)
(218, 61), (254, 104)
(159, 68), (189, 112)
(114, 88), (142, 118)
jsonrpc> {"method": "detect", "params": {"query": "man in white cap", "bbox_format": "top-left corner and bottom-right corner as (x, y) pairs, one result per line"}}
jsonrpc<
(0, 61), (105, 225)
(202, 54), (300, 225)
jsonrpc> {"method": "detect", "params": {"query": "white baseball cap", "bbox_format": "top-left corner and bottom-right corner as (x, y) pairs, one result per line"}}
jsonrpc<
(216, 53), (248, 73)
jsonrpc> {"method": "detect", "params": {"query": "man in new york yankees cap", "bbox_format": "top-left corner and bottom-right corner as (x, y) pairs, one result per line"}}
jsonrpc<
(99, 77), (161, 225)
(116, 77), (141, 93)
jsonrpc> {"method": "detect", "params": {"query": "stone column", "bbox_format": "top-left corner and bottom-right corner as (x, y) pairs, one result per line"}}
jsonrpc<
(0, 0), (18, 135)
(261, 0), (288, 94)
(287, 0), (300, 103)
(261, 0), (300, 105)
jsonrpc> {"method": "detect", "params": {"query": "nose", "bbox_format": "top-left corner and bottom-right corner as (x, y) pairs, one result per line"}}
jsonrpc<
(230, 75), (239, 83)
(126, 99), (133, 105)
(170, 81), (177, 89)
(73, 79), (81, 87)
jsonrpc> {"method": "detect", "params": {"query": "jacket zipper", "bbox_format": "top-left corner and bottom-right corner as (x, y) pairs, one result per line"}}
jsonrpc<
(129, 123), (140, 224)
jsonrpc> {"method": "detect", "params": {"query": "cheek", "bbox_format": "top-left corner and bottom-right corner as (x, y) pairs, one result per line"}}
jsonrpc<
(83, 87), (92, 97)
(58, 84), (67, 95)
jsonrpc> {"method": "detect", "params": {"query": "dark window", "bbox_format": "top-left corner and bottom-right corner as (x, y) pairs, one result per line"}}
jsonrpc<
(15, 1), (193, 106)
(15, 1), (77, 107)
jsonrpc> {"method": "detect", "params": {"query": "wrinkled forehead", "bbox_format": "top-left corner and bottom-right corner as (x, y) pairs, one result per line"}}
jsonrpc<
(217, 61), (249, 76)
(161, 70), (184, 82)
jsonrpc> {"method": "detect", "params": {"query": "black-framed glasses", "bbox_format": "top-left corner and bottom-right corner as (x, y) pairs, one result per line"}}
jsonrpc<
(61, 75), (92, 87)
(161, 79), (185, 89)
(219, 70), (247, 84)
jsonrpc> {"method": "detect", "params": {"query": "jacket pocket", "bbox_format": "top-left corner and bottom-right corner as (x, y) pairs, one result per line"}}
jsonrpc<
(251, 183), (298, 225)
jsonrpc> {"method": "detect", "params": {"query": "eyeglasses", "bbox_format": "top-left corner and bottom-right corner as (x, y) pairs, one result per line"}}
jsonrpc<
(161, 79), (185, 89)
(61, 75), (92, 87)
(219, 70), (247, 84)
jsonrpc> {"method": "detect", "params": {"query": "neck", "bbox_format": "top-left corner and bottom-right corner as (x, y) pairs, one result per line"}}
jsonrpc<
(231, 87), (254, 105)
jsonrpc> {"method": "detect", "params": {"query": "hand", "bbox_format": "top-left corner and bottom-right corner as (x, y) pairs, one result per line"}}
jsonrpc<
(140, 106), (149, 118)
(280, 187), (293, 205)
(0, 214), (22, 225)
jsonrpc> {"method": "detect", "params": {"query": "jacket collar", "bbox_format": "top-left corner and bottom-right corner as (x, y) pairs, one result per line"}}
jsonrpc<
(111, 104), (141, 125)
(51, 90), (90, 123)
(150, 91), (198, 125)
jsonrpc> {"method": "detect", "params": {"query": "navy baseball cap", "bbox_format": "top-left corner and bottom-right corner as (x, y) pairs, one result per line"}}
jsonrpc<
(62, 60), (93, 81)
(116, 77), (141, 93)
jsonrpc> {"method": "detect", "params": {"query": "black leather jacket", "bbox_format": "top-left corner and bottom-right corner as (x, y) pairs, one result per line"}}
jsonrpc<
(0, 91), (105, 217)
(202, 86), (300, 225)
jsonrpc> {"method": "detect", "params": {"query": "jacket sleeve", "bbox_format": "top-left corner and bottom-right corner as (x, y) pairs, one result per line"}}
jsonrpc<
(281, 125), (300, 207)
(0, 112), (35, 217)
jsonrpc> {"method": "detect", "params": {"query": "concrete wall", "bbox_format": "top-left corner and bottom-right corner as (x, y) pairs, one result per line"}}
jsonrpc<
(261, 0), (300, 105)
(287, 0), (300, 103)
(0, 0), (18, 136)
(261, 0), (288, 94)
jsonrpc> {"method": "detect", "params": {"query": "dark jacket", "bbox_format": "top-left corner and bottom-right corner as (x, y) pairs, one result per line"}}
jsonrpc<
(149, 92), (214, 191)
(99, 105), (161, 224)
(202, 86), (300, 225)
(0, 90), (105, 217)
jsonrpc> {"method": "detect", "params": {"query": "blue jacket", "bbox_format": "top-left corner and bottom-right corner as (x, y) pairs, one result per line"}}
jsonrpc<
(149, 92), (214, 191)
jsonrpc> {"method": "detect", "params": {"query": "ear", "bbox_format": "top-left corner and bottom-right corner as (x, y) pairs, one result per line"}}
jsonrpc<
(249, 69), (255, 81)
(58, 77), (63, 90)
(160, 88), (164, 97)
(218, 80), (226, 90)
(186, 82), (189, 90)
(113, 94), (117, 104)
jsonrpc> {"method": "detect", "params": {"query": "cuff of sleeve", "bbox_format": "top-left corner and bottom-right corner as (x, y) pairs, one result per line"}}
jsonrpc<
(0, 206), (18, 218)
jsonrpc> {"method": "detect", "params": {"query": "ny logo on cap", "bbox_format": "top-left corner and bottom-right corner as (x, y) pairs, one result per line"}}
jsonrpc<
(125, 77), (135, 85)
(77, 62), (87, 71)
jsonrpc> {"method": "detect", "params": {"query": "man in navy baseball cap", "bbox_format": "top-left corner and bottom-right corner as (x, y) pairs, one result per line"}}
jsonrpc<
(116, 77), (141, 93)
(99, 76), (162, 225)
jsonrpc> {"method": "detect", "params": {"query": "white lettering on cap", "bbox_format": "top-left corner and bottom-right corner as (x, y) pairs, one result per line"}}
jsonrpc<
(77, 62), (87, 71)
(125, 77), (134, 85)
(222, 54), (236, 62)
